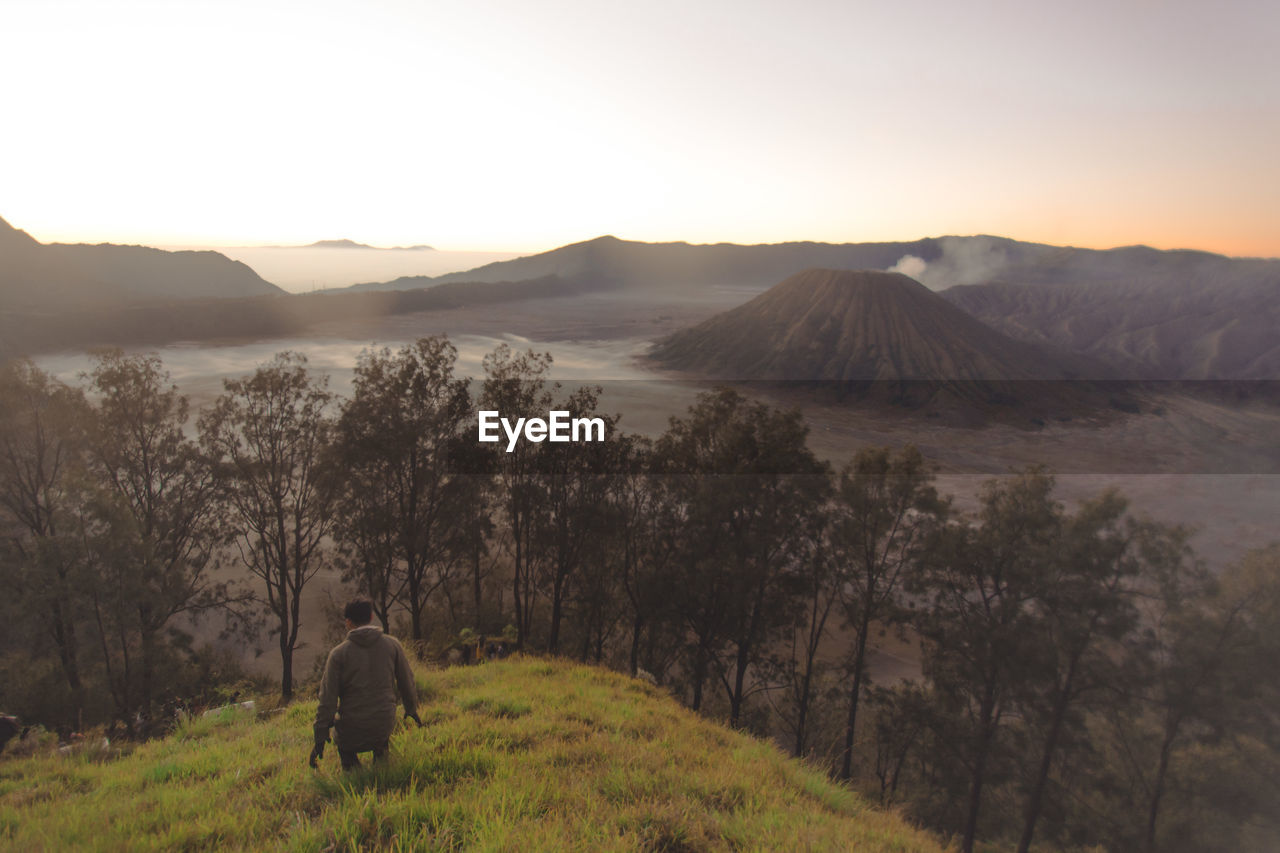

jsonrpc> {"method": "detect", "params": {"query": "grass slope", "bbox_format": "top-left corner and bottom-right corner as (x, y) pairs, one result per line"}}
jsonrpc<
(0, 657), (941, 851)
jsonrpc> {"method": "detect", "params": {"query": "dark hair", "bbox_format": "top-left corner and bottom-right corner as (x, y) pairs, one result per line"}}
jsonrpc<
(343, 600), (374, 626)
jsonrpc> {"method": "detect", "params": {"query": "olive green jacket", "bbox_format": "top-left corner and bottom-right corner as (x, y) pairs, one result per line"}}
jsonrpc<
(314, 625), (419, 752)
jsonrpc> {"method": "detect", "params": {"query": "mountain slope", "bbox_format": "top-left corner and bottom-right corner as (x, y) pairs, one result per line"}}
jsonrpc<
(0, 657), (941, 851)
(0, 216), (283, 311)
(940, 247), (1280, 379)
(651, 268), (1101, 383)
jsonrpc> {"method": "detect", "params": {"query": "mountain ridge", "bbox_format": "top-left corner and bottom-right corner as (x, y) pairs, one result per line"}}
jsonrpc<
(941, 254), (1280, 379)
(342, 234), (969, 293)
(0, 215), (285, 311)
(5, 217), (1276, 381)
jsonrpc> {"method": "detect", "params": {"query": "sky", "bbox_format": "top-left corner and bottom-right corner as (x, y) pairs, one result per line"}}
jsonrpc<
(3, 0), (1278, 255)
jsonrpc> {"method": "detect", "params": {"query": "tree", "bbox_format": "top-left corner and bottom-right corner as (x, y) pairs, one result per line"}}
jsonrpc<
(0, 360), (90, 727)
(1217, 543), (1280, 748)
(654, 388), (829, 726)
(479, 344), (555, 649)
(867, 682), (932, 804)
(1122, 520), (1254, 853)
(1013, 489), (1140, 853)
(332, 337), (483, 641)
(1204, 544), (1280, 849)
(532, 384), (617, 655)
(82, 351), (227, 726)
(906, 467), (1061, 853)
(828, 445), (940, 779)
(199, 352), (335, 701)
(772, 536), (838, 758)
(611, 436), (683, 680)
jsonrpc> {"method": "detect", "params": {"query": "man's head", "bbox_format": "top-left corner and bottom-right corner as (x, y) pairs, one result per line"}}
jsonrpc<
(343, 600), (374, 629)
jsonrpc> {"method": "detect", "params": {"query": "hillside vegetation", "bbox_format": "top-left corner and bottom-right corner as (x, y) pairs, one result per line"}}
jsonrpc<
(0, 657), (941, 852)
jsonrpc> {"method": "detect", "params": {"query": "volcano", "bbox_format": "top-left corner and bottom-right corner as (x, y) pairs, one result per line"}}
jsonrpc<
(649, 269), (1111, 413)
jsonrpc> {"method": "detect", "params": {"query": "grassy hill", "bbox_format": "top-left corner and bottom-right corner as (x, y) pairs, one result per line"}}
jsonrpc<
(0, 657), (942, 851)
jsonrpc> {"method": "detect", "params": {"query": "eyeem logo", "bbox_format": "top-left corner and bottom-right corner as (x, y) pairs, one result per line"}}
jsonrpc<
(478, 410), (606, 452)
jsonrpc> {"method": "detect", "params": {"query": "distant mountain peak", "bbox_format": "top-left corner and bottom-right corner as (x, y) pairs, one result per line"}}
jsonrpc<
(302, 239), (435, 251)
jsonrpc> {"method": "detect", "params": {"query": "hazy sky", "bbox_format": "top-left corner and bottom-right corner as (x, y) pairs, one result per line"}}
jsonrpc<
(4, 0), (1278, 255)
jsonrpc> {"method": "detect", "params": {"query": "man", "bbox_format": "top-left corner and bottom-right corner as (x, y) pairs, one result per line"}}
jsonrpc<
(311, 600), (422, 770)
(0, 715), (24, 754)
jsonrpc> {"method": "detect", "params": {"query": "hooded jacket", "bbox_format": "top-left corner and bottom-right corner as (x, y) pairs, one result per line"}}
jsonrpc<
(314, 625), (419, 752)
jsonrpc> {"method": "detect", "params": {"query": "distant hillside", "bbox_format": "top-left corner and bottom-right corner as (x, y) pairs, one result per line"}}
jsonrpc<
(0, 216), (283, 311)
(939, 246), (1280, 379)
(0, 657), (941, 851)
(344, 234), (963, 293)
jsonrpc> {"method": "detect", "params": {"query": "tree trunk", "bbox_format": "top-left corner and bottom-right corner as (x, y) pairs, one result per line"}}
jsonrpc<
(839, 618), (871, 780)
(961, 685), (999, 853)
(629, 613), (644, 676)
(139, 620), (156, 727)
(407, 566), (424, 641)
(1017, 660), (1079, 853)
(1144, 716), (1179, 853)
(50, 600), (85, 727)
(280, 627), (294, 702)
(549, 572), (565, 654)
(512, 516), (526, 649)
(794, 661), (813, 758)
(472, 539), (483, 615)
(730, 642), (750, 727)
(888, 742), (910, 801)
(117, 615), (134, 730)
(691, 644), (708, 711)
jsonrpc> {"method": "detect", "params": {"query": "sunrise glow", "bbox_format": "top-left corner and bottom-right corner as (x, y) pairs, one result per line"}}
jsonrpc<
(3, 0), (1277, 256)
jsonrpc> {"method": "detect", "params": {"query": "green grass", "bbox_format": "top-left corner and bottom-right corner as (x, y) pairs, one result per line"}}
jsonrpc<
(0, 657), (943, 851)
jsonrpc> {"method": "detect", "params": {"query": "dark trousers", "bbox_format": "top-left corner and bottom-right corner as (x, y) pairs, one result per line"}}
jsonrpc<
(338, 741), (389, 770)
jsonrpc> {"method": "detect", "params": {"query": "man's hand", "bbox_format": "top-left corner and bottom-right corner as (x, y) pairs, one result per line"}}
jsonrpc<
(309, 727), (330, 769)
(405, 709), (423, 728)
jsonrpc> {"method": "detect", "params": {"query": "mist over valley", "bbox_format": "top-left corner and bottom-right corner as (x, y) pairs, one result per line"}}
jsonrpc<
(16, 229), (1278, 578)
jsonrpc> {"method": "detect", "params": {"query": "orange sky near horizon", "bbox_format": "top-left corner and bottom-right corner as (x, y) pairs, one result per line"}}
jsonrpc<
(3, 0), (1277, 258)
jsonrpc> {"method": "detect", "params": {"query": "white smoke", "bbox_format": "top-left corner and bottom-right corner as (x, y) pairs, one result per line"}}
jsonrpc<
(886, 236), (1012, 291)
(887, 254), (928, 279)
